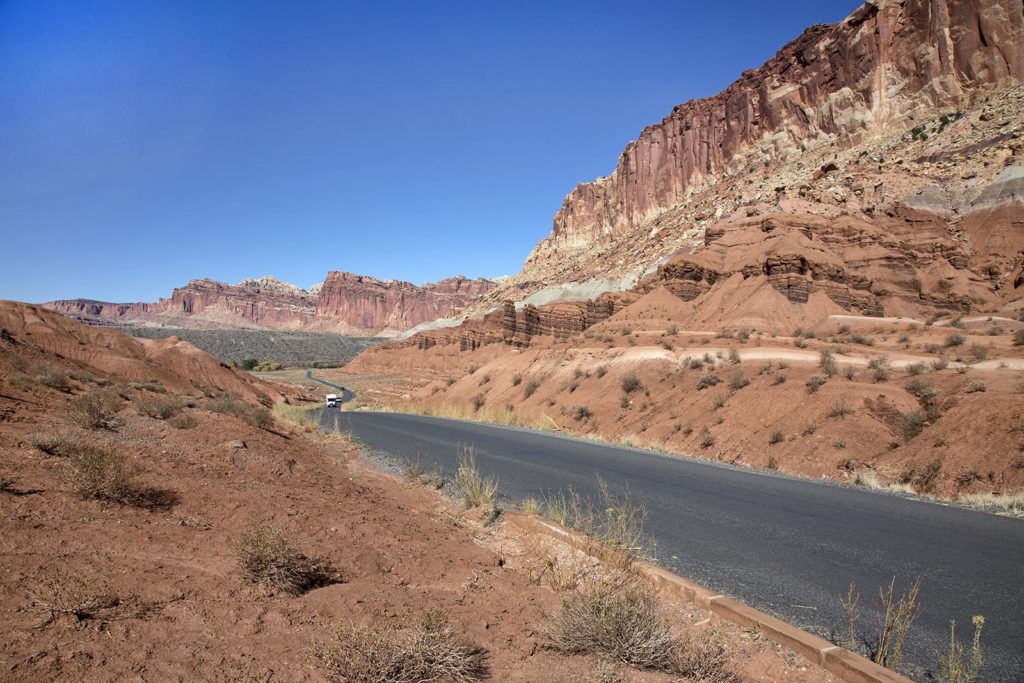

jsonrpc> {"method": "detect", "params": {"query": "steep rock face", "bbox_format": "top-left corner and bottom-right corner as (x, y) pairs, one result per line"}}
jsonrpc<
(45, 273), (496, 336)
(526, 0), (1024, 269)
(314, 273), (495, 335)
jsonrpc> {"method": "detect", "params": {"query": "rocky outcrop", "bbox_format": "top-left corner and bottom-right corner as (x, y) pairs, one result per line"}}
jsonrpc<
(525, 0), (1024, 270)
(315, 272), (494, 335)
(45, 273), (495, 336)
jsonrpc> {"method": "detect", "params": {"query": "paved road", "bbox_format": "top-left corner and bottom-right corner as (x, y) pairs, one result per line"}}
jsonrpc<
(318, 410), (1024, 681)
(305, 371), (356, 404)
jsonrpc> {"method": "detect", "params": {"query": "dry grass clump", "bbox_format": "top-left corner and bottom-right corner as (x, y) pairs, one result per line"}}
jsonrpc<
(34, 364), (70, 392)
(542, 579), (736, 681)
(168, 413), (198, 429)
(207, 396), (274, 430)
(840, 577), (922, 670)
(523, 379), (541, 399)
(66, 389), (124, 430)
(621, 373), (644, 394)
(961, 492), (1024, 512)
(805, 374), (827, 393)
(134, 393), (182, 420)
(29, 566), (120, 624)
(272, 402), (320, 432)
(696, 374), (721, 390)
(311, 608), (488, 683)
(543, 480), (647, 554)
(63, 445), (178, 510)
(938, 615), (985, 683)
(28, 428), (83, 457)
(235, 527), (337, 595)
(453, 448), (498, 509)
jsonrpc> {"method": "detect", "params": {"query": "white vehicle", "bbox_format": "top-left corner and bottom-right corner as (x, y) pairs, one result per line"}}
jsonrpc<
(325, 393), (338, 407)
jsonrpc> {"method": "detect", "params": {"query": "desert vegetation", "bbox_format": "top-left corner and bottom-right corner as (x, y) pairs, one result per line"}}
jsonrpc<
(235, 527), (337, 595)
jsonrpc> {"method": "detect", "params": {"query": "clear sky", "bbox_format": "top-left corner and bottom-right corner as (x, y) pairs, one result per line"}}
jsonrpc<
(1, 0), (858, 303)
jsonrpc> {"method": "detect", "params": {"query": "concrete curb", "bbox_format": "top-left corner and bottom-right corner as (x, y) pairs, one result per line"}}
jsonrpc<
(505, 512), (911, 683)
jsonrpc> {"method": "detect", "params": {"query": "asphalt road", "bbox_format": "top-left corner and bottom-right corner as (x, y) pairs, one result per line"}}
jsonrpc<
(318, 409), (1024, 681)
(305, 371), (356, 404)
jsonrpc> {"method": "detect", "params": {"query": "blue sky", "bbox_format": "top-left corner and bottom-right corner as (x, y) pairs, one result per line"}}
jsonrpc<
(0, 0), (857, 303)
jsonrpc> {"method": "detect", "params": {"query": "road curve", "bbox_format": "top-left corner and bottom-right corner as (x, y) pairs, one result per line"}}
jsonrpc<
(305, 371), (356, 404)
(319, 410), (1024, 681)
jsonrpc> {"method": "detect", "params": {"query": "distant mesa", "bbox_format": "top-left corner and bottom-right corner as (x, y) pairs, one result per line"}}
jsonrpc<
(44, 271), (496, 337)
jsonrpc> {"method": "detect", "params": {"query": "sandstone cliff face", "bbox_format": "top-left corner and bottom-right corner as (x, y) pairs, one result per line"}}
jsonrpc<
(525, 0), (1024, 271)
(315, 272), (495, 335)
(45, 273), (495, 336)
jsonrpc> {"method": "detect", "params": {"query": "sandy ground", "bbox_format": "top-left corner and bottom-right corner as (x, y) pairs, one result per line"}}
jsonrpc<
(0, 302), (835, 681)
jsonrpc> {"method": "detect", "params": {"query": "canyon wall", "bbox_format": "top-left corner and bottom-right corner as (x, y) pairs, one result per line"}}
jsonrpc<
(45, 273), (495, 337)
(525, 0), (1024, 271)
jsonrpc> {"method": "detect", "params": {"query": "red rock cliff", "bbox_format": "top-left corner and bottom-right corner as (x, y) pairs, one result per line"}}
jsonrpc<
(314, 272), (496, 334)
(526, 0), (1024, 268)
(45, 273), (495, 336)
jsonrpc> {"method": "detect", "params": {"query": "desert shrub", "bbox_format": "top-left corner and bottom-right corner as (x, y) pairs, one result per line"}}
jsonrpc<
(699, 427), (715, 449)
(207, 397), (274, 430)
(938, 615), (985, 683)
(932, 355), (950, 371)
(840, 578), (922, 671)
(66, 390), (124, 430)
(1013, 330), (1024, 346)
(28, 566), (119, 623)
(902, 411), (929, 442)
(873, 366), (890, 383)
(523, 379), (540, 399)
(34, 365), (70, 392)
(967, 344), (989, 362)
(511, 374), (522, 386)
(819, 350), (838, 376)
(728, 348), (741, 364)
(851, 334), (874, 346)
(768, 429), (784, 445)
(28, 429), (83, 457)
(454, 448), (497, 509)
(905, 378), (937, 401)
(696, 374), (721, 391)
(311, 608), (487, 683)
(728, 372), (749, 391)
(843, 366), (858, 380)
(805, 374), (827, 393)
(793, 338), (808, 349)
(595, 366), (608, 378)
(470, 394), (486, 412)
(236, 528), (336, 595)
(900, 457), (944, 492)
(542, 580), (736, 680)
(134, 394), (182, 420)
(906, 362), (928, 376)
(621, 373), (643, 394)
(828, 400), (853, 418)
(956, 468), (981, 489)
(572, 405), (593, 422)
(63, 445), (176, 510)
(666, 324), (679, 336)
(711, 394), (727, 410)
(772, 373), (786, 385)
(168, 413), (198, 430)
(944, 333), (966, 348)
(689, 358), (704, 370)
(965, 380), (987, 393)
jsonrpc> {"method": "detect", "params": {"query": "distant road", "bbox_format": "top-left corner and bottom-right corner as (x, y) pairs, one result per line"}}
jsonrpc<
(319, 410), (1024, 681)
(305, 371), (356, 404)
